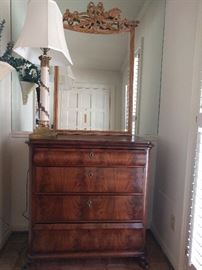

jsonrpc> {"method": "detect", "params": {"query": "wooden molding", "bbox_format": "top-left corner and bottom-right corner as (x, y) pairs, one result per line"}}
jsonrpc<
(63, 2), (138, 34)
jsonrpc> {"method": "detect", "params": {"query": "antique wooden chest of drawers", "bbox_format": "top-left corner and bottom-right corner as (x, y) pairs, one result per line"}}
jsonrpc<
(28, 135), (152, 266)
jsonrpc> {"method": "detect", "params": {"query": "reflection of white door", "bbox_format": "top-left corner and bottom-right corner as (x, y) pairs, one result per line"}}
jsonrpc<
(58, 83), (114, 130)
(77, 89), (91, 130)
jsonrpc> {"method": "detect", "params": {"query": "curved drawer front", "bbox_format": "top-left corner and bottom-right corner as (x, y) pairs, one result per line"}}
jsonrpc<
(33, 149), (146, 167)
(32, 223), (144, 254)
(33, 195), (143, 223)
(35, 167), (145, 194)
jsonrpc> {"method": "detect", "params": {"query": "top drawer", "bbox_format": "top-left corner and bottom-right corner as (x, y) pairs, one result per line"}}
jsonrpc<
(33, 149), (146, 167)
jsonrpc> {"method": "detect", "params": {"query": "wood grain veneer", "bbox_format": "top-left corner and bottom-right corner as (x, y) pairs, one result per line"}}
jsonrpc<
(34, 167), (145, 194)
(27, 135), (152, 268)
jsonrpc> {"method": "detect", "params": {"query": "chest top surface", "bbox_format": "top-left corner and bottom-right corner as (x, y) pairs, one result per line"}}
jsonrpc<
(27, 135), (153, 150)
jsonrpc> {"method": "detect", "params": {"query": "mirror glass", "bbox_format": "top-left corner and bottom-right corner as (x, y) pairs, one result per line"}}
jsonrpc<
(10, 0), (166, 137)
(56, 30), (130, 132)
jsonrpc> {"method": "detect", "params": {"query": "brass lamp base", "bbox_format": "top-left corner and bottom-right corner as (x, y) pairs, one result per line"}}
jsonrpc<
(29, 126), (57, 139)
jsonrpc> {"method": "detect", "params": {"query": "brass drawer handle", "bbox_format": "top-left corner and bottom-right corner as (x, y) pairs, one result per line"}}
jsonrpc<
(88, 171), (94, 178)
(89, 152), (95, 159)
(86, 200), (93, 208)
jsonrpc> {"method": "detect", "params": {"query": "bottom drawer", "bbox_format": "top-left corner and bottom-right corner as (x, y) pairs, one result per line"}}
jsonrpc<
(31, 223), (144, 255)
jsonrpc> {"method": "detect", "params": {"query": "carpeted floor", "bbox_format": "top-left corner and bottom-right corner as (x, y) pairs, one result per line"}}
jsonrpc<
(0, 231), (174, 270)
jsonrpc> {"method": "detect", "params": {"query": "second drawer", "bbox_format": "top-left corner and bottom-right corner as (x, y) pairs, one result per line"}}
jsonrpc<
(34, 167), (145, 194)
(33, 195), (144, 223)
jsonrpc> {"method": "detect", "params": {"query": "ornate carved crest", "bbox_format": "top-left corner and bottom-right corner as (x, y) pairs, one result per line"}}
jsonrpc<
(63, 2), (138, 34)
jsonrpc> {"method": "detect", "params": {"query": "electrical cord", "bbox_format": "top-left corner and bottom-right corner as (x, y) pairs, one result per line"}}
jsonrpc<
(22, 169), (29, 220)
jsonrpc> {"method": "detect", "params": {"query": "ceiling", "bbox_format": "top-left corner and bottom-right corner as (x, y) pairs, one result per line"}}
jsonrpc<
(65, 30), (129, 71)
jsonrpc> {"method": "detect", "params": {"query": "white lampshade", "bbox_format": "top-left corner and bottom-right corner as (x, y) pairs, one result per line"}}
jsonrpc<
(0, 61), (14, 81)
(13, 0), (72, 67)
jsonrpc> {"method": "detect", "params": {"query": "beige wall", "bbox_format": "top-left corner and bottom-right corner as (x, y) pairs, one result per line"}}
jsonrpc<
(151, 1), (199, 269)
(135, 0), (165, 136)
(0, 0), (12, 248)
(10, 137), (28, 231)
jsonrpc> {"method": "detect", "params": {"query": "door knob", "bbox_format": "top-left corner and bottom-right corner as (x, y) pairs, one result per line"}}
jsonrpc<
(89, 152), (95, 159)
(88, 171), (94, 178)
(86, 200), (93, 208)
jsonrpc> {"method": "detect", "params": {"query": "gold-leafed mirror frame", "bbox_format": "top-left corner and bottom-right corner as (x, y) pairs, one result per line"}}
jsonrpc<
(54, 2), (139, 135)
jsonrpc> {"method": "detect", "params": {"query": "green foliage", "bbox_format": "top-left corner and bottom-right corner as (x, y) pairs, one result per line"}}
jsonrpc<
(0, 19), (40, 85)
(0, 19), (5, 42)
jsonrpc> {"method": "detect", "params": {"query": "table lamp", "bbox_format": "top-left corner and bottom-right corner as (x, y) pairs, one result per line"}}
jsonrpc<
(13, 0), (72, 134)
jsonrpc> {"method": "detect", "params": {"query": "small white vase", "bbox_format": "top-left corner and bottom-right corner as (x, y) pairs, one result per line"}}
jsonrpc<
(20, 81), (36, 105)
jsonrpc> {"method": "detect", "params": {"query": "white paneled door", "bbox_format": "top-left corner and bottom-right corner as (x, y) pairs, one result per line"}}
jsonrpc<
(58, 83), (113, 130)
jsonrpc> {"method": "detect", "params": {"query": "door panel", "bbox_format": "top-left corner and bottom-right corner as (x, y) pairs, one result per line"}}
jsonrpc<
(58, 83), (113, 130)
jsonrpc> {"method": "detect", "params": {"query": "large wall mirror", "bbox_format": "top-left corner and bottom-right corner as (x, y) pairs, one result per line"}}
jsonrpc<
(11, 0), (165, 137)
(54, 2), (137, 134)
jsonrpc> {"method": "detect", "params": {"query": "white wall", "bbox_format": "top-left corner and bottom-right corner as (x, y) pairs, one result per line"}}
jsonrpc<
(151, 1), (199, 269)
(0, 0), (12, 248)
(133, 0), (165, 238)
(11, 71), (35, 132)
(135, 0), (165, 136)
(10, 137), (28, 231)
(0, 76), (12, 248)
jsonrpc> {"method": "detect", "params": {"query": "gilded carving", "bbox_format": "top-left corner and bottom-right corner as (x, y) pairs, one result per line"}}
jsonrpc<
(63, 2), (138, 34)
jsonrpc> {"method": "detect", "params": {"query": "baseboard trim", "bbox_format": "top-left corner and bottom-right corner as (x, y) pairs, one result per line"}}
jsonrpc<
(0, 229), (11, 250)
(151, 225), (177, 270)
(11, 224), (28, 232)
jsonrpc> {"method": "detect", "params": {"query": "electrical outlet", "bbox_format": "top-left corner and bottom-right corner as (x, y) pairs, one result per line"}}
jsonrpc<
(170, 214), (175, 231)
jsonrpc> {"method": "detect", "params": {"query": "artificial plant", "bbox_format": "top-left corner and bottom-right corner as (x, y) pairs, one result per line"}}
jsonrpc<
(0, 19), (40, 85)
(0, 19), (41, 109)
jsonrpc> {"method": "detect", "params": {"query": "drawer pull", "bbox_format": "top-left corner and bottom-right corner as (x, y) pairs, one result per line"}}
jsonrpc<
(89, 152), (95, 159)
(88, 172), (94, 178)
(86, 200), (93, 208)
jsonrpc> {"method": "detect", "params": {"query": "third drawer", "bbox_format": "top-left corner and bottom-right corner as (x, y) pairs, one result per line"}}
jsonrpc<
(33, 195), (144, 223)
